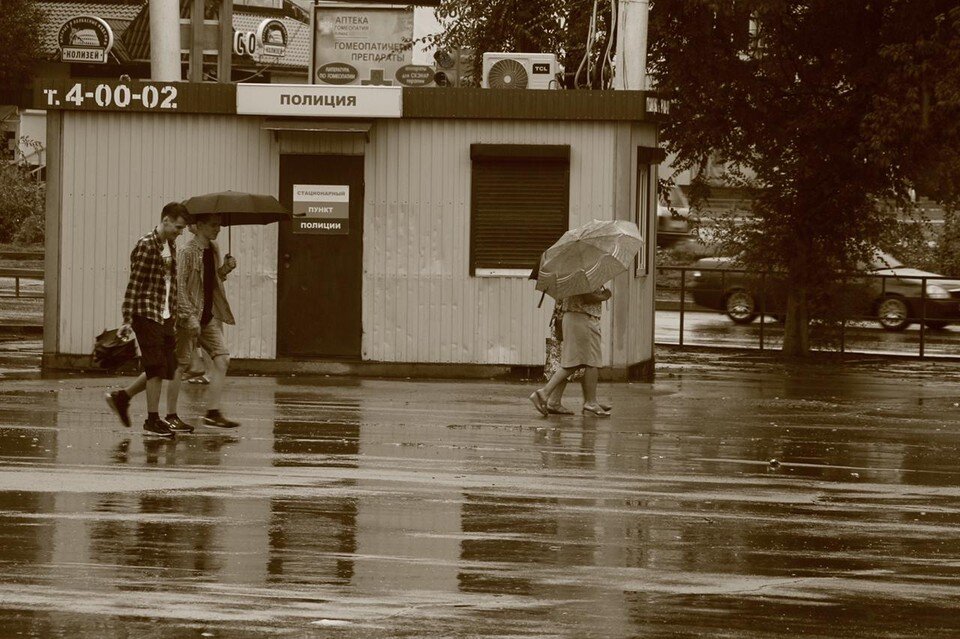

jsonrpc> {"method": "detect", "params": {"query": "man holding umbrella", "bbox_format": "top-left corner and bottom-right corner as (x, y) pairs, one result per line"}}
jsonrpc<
(166, 213), (239, 430)
(166, 189), (291, 429)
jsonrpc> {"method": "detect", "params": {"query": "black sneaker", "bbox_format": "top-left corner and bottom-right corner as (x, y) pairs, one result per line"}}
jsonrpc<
(143, 417), (175, 438)
(203, 411), (239, 429)
(105, 391), (131, 428)
(165, 414), (195, 434)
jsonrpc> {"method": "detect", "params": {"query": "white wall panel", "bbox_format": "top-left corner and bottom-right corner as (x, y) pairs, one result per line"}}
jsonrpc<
(58, 112), (279, 359)
(363, 119), (650, 367)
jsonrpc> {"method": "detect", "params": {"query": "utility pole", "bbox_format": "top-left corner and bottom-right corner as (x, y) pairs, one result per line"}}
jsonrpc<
(189, 0), (205, 82)
(613, 0), (649, 90)
(219, 0), (233, 82)
(150, 0), (181, 81)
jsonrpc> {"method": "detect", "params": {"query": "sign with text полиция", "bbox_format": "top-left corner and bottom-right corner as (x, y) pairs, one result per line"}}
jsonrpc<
(236, 84), (401, 117)
(293, 185), (349, 235)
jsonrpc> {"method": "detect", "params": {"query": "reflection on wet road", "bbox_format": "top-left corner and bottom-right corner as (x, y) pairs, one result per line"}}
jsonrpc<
(1, 364), (960, 637)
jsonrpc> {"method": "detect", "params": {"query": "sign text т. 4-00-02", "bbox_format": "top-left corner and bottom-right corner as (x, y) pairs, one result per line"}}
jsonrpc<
(41, 83), (179, 110)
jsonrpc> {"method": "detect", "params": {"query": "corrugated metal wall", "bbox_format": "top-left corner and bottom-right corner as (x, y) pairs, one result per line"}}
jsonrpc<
(362, 119), (652, 366)
(57, 112), (280, 359)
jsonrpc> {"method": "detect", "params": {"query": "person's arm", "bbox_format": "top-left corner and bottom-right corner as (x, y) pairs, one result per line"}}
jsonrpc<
(217, 255), (236, 281)
(213, 240), (236, 281)
(120, 241), (148, 332)
(177, 248), (200, 329)
(581, 286), (612, 304)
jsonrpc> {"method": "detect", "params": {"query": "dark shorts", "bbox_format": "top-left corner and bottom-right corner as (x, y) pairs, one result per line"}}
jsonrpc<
(132, 315), (177, 381)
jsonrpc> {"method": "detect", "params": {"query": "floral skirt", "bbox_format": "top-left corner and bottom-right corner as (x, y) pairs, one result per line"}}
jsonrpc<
(544, 309), (589, 381)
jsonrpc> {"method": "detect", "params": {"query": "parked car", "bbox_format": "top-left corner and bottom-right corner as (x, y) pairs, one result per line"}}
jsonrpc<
(688, 252), (960, 331)
(657, 186), (692, 248)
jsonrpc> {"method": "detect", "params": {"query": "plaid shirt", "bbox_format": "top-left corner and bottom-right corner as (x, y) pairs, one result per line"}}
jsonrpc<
(122, 228), (177, 325)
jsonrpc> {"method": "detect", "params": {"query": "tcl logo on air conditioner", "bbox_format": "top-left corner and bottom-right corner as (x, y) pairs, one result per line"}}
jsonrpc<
(481, 53), (559, 90)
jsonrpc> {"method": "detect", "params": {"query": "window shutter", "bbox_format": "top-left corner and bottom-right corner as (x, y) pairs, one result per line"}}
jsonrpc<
(470, 145), (570, 274)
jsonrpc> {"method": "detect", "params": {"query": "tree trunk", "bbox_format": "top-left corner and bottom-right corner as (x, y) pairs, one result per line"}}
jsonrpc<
(782, 286), (810, 356)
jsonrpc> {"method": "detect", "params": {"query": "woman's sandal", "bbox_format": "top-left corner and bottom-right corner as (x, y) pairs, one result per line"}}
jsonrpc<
(582, 404), (612, 417)
(547, 404), (575, 415)
(529, 390), (549, 416)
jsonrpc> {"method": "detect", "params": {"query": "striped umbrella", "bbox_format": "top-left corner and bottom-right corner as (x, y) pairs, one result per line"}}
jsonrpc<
(535, 219), (643, 300)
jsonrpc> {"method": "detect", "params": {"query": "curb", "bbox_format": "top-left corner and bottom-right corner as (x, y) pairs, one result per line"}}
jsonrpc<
(655, 300), (711, 312)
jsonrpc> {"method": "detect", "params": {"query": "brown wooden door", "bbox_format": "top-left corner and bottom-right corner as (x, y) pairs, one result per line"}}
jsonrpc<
(278, 154), (364, 358)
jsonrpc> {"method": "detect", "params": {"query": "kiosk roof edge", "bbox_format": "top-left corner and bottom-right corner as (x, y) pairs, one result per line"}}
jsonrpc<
(33, 79), (661, 122)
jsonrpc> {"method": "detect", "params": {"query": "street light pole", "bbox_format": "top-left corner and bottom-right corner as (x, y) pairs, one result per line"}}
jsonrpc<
(613, 0), (649, 90)
(149, 0), (181, 81)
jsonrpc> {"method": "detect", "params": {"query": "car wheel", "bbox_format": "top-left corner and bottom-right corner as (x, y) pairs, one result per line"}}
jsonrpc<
(926, 320), (950, 330)
(877, 296), (911, 332)
(725, 290), (758, 324)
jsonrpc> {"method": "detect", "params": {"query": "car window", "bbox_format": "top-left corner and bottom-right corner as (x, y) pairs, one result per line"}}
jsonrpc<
(865, 251), (904, 271)
(659, 186), (689, 210)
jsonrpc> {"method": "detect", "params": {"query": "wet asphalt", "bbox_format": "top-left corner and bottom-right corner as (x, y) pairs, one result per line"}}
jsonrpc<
(1, 346), (960, 637)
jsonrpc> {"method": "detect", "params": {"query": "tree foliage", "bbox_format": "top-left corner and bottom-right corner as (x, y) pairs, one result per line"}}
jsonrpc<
(0, 0), (45, 92)
(649, 1), (960, 354)
(0, 163), (45, 246)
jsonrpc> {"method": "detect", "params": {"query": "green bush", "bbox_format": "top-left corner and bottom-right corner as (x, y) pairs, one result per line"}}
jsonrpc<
(0, 164), (44, 245)
(13, 208), (44, 245)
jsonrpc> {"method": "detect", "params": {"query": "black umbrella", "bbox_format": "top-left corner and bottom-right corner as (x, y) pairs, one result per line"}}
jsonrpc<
(182, 190), (293, 254)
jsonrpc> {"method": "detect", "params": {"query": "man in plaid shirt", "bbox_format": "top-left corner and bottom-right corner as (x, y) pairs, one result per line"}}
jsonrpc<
(105, 202), (190, 438)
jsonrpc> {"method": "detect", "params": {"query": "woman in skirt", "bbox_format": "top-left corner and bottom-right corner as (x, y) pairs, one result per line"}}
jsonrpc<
(530, 286), (612, 417)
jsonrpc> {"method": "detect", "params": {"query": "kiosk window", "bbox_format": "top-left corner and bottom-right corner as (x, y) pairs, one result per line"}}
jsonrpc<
(470, 144), (570, 275)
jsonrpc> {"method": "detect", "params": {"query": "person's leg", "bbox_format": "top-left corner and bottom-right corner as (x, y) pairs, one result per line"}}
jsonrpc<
(202, 348), (213, 380)
(531, 366), (576, 416)
(540, 366), (577, 398)
(145, 376), (162, 413)
(201, 321), (238, 428)
(547, 378), (569, 407)
(124, 373), (147, 398)
(163, 323), (195, 433)
(580, 366), (598, 404)
(206, 353), (229, 411)
(580, 367), (609, 416)
(107, 372), (144, 428)
(168, 325), (195, 416)
(166, 369), (184, 415)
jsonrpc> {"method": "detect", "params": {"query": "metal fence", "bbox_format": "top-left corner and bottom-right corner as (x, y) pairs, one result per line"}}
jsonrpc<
(657, 266), (960, 358)
(0, 268), (44, 299)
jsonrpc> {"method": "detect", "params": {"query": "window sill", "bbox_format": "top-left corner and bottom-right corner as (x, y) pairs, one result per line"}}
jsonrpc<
(474, 268), (534, 278)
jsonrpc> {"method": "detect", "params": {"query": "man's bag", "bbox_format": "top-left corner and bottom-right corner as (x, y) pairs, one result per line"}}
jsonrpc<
(92, 328), (137, 371)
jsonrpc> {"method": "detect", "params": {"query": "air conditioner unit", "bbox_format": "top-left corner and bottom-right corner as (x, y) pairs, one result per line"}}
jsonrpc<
(482, 53), (559, 90)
